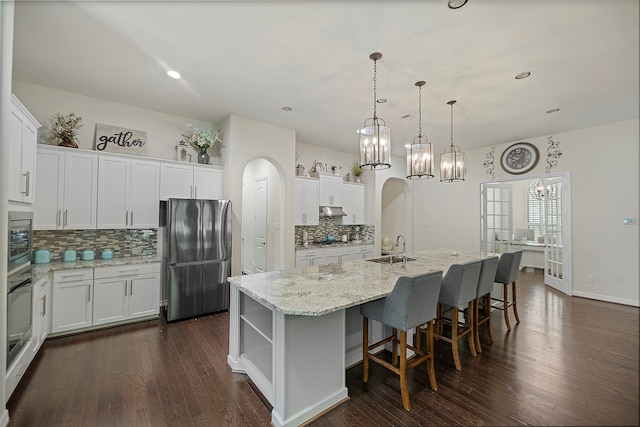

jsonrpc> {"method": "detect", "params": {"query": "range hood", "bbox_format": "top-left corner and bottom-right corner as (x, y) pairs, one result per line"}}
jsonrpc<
(319, 206), (347, 217)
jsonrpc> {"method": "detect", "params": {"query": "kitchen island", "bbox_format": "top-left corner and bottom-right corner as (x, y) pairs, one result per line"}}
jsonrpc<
(227, 249), (486, 427)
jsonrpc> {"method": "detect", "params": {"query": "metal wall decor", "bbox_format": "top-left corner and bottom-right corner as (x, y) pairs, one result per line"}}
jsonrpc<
(483, 146), (496, 178)
(545, 136), (562, 173)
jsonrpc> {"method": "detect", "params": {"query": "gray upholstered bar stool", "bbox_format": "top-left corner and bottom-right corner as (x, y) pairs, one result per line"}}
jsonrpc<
(473, 256), (499, 353)
(361, 270), (443, 411)
(492, 251), (523, 331)
(434, 260), (482, 371)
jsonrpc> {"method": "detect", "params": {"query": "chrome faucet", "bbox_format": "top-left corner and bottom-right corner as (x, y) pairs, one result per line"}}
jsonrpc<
(396, 235), (407, 266)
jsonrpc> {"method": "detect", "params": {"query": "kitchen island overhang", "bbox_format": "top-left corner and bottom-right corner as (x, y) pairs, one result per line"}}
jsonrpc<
(227, 249), (487, 427)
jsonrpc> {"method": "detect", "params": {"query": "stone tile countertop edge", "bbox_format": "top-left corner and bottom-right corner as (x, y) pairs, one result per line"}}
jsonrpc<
(31, 256), (162, 283)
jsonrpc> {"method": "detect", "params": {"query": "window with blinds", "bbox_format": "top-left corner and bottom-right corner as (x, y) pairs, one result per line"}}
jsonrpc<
(526, 185), (557, 241)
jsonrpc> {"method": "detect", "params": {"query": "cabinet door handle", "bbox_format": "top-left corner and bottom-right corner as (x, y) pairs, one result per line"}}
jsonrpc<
(130, 280), (133, 296)
(63, 209), (68, 226)
(87, 287), (91, 302)
(125, 279), (128, 296)
(130, 211), (134, 227)
(57, 209), (61, 226)
(21, 171), (30, 196)
(125, 210), (129, 227)
(42, 294), (46, 316)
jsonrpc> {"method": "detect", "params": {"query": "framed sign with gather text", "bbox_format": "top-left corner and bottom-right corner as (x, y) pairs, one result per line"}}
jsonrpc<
(94, 123), (147, 156)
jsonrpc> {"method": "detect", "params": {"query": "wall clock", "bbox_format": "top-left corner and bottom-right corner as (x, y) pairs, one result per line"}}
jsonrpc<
(500, 142), (539, 175)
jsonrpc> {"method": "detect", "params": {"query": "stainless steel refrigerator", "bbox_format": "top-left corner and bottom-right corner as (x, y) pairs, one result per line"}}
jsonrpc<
(164, 198), (231, 322)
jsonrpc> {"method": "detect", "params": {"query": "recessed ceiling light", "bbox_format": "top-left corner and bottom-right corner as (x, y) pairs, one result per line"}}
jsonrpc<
(282, 106), (292, 111)
(448, 0), (469, 9)
(546, 108), (561, 114)
(376, 98), (387, 104)
(167, 70), (182, 79)
(515, 71), (531, 79)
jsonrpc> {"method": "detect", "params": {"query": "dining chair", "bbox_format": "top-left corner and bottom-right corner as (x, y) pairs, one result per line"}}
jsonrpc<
(361, 270), (443, 411)
(474, 256), (500, 352)
(492, 251), (523, 331)
(434, 260), (482, 371)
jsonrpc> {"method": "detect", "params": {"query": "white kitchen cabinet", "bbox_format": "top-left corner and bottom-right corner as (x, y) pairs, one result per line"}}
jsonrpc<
(4, 333), (33, 403)
(342, 183), (365, 225)
(295, 248), (325, 267)
(294, 177), (319, 225)
(51, 269), (94, 334)
(97, 155), (160, 228)
(160, 162), (222, 200)
(93, 263), (160, 326)
(33, 146), (98, 230)
(324, 246), (353, 264)
(351, 244), (374, 260)
(193, 166), (222, 199)
(32, 275), (51, 354)
(8, 94), (40, 205)
(319, 174), (343, 207)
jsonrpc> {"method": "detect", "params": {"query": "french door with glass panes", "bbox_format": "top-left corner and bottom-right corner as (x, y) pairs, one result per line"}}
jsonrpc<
(481, 184), (512, 255)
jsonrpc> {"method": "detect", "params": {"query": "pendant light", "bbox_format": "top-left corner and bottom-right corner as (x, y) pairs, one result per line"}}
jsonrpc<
(440, 100), (465, 182)
(359, 52), (391, 170)
(406, 81), (434, 179)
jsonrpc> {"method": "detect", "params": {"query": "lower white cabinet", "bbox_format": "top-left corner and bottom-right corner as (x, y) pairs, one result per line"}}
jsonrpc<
(295, 248), (325, 267)
(51, 268), (94, 334)
(324, 246), (353, 264)
(93, 263), (160, 326)
(295, 244), (374, 267)
(4, 335), (33, 403)
(33, 276), (50, 354)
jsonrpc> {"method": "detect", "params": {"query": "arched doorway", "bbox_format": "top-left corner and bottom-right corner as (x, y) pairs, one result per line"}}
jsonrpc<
(241, 158), (285, 273)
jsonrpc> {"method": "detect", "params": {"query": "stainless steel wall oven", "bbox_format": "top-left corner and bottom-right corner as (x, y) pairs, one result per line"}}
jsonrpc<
(7, 211), (33, 368)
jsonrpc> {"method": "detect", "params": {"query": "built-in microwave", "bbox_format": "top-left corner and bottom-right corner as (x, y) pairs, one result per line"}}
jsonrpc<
(8, 211), (33, 274)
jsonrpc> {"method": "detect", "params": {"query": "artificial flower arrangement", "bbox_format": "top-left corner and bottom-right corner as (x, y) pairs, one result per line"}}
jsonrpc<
(48, 112), (83, 148)
(182, 123), (222, 154)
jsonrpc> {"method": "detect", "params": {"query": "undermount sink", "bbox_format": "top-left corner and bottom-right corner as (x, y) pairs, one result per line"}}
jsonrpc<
(366, 256), (417, 264)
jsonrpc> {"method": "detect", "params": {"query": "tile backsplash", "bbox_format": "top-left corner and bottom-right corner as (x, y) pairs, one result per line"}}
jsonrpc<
(295, 217), (374, 245)
(33, 229), (157, 262)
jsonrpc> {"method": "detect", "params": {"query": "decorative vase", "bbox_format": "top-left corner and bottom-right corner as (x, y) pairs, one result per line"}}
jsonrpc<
(197, 147), (209, 164)
(355, 176), (361, 183)
(58, 137), (78, 148)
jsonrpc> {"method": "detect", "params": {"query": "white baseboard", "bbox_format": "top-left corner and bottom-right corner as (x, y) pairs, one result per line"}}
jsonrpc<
(572, 291), (639, 307)
(0, 409), (9, 427)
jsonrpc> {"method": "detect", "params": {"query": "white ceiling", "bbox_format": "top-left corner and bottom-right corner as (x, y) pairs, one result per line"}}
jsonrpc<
(12, 1), (640, 157)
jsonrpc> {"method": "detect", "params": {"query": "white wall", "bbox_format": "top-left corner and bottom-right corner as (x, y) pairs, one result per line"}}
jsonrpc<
(221, 114), (295, 276)
(410, 119), (639, 306)
(12, 81), (218, 164)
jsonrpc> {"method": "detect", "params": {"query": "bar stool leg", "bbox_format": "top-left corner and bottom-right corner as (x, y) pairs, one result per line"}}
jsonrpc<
(363, 316), (369, 383)
(467, 302), (477, 358)
(425, 321), (438, 391)
(503, 284), (512, 331)
(399, 331), (410, 411)
(512, 281), (520, 323)
(474, 298), (482, 353)
(451, 309), (461, 371)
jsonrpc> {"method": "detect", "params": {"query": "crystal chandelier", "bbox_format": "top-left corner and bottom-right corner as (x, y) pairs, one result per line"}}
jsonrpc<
(406, 81), (434, 179)
(359, 52), (391, 170)
(440, 100), (465, 182)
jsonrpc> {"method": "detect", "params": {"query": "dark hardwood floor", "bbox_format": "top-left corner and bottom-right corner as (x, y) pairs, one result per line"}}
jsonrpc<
(7, 270), (640, 426)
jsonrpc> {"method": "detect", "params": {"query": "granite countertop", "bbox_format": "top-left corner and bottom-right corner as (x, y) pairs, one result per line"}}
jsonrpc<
(228, 249), (486, 316)
(295, 240), (374, 250)
(31, 256), (161, 283)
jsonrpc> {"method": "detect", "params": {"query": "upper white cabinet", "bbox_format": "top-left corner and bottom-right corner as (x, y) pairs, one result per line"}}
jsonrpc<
(294, 177), (319, 226)
(318, 174), (343, 207)
(97, 155), (160, 229)
(160, 162), (222, 200)
(342, 183), (365, 225)
(33, 147), (98, 230)
(8, 95), (40, 204)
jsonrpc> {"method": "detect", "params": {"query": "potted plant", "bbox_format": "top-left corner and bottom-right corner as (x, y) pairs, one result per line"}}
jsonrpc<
(352, 162), (363, 183)
(48, 112), (83, 148)
(182, 123), (222, 164)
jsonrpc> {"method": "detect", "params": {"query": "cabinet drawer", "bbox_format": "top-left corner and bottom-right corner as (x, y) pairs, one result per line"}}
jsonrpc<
(94, 262), (160, 279)
(53, 268), (93, 283)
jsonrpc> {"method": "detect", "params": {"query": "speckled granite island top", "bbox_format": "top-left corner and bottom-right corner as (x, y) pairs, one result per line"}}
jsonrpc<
(31, 256), (161, 283)
(228, 249), (486, 316)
